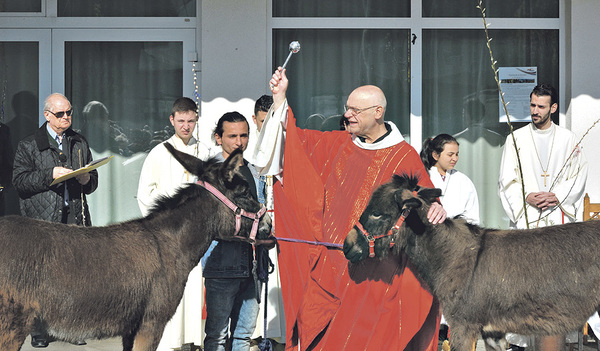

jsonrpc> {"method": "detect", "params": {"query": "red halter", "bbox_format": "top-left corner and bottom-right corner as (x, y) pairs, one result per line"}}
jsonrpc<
(196, 180), (267, 243)
(355, 189), (418, 258)
(355, 208), (411, 258)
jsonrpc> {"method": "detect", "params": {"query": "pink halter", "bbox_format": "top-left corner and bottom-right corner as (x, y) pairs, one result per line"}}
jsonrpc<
(196, 180), (267, 243)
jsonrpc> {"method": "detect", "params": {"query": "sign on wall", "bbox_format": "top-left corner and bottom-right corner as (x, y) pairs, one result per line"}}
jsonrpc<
(498, 67), (537, 123)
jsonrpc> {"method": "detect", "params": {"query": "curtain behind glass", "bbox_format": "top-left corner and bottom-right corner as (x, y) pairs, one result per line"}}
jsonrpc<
(0, 0), (41, 12)
(58, 0), (195, 17)
(422, 29), (559, 228)
(273, 0), (409, 17)
(422, 0), (558, 18)
(65, 41), (183, 225)
(0, 42), (39, 216)
(273, 29), (410, 135)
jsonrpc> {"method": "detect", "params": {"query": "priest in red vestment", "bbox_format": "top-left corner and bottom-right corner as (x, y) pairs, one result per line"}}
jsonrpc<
(252, 68), (446, 351)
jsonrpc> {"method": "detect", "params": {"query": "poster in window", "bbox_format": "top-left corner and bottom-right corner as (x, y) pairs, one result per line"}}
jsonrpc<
(498, 67), (537, 123)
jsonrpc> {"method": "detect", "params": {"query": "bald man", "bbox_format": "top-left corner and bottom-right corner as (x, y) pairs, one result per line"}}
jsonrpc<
(251, 68), (445, 351)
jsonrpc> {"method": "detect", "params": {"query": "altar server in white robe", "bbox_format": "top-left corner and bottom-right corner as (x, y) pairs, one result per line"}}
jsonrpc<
(421, 133), (480, 226)
(498, 84), (588, 350)
(137, 97), (214, 351)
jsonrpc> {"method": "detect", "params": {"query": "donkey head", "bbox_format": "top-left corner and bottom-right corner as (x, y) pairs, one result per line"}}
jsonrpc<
(343, 174), (441, 263)
(164, 143), (272, 243)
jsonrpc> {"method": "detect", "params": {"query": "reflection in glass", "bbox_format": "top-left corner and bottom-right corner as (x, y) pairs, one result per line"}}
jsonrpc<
(58, 0), (195, 17)
(422, 0), (558, 18)
(65, 41), (183, 225)
(0, 42), (39, 216)
(422, 29), (558, 228)
(273, 0), (409, 17)
(273, 29), (410, 135)
(0, 0), (41, 12)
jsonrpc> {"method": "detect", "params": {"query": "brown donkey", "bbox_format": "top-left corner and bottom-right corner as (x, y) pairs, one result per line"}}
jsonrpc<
(344, 174), (600, 351)
(0, 144), (271, 351)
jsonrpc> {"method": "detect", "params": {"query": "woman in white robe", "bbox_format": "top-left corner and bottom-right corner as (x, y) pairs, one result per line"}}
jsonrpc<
(421, 133), (480, 225)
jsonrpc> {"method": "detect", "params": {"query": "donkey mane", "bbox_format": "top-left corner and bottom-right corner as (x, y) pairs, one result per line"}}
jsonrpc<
(391, 173), (420, 190)
(147, 183), (202, 217)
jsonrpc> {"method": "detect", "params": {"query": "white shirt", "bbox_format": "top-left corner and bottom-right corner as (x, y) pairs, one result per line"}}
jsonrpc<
(137, 135), (213, 216)
(429, 167), (480, 225)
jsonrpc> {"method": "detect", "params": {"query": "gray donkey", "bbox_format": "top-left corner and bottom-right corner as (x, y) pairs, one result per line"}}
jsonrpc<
(344, 174), (600, 351)
(0, 145), (271, 351)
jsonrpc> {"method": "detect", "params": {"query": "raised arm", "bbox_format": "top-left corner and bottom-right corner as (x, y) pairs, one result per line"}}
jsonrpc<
(252, 68), (291, 176)
(269, 67), (288, 111)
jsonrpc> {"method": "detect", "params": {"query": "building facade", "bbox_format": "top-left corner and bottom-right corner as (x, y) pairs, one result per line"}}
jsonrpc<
(1, 0), (598, 229)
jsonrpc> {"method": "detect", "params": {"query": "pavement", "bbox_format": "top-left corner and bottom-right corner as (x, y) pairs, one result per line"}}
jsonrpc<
(18, 335), (600, 351)
(20, 336), (123, 351)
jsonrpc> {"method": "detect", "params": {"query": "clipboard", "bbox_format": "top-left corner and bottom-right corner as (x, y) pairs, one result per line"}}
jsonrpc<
(50, 155), (113, 186)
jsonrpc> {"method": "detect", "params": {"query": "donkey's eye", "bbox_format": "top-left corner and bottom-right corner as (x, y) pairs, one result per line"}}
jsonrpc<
(369, 212), (383, 220)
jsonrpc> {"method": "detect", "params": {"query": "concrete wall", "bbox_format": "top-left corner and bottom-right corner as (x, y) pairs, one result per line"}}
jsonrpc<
(197, 0), (269, 152)
(568, 0), (600, 202)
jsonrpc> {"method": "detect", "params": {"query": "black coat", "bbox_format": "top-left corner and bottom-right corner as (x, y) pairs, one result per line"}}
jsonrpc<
(12, 123), (98, 225)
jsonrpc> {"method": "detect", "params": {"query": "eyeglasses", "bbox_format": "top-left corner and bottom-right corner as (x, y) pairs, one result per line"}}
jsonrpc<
(47, 109), (73, 118)
(343, 105), (379, 116)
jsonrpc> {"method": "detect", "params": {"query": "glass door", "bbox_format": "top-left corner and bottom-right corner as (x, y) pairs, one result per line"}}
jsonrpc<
(0, 29), (51, 215)
(52, 29), (196, 225)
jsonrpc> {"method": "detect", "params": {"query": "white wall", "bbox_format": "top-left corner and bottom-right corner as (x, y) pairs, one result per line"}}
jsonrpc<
(197, 0), (270, 152)
(568, 0), (600, 202)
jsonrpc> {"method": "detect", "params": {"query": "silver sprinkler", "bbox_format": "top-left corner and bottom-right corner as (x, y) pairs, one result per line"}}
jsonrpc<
(281, 41), (301, 69)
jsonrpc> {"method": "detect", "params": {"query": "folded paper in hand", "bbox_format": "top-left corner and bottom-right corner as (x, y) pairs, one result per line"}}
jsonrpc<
(50, 156), (113, 186)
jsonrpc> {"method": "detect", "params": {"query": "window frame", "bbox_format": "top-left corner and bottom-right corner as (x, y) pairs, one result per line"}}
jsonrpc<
(268, 0), (566, 148)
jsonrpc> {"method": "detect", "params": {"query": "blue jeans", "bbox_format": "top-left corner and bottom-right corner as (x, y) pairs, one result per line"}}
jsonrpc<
(204, 276), (259, 351)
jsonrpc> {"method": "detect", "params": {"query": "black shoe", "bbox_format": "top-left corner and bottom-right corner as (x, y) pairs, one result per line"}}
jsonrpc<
(30, 335), (49, 348)
(507, 345), (525, 351)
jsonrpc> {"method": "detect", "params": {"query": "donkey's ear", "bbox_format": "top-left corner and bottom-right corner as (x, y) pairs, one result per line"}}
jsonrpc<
(222, 149), (244, 182)
(417, 187), (442, 203)
(394, 189), (421, 209)
(164, 143), (205, 176)
(401, 198), (421, 211)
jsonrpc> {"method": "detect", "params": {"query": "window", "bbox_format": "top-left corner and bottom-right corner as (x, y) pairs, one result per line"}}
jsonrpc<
(422, 0), (558, 18)
(273, 29), (410, 133)
(0, 0), (41, 13)
(271, 0), (561, 228)
(57, 0), (195, 17)
(273, 0), (409, 17)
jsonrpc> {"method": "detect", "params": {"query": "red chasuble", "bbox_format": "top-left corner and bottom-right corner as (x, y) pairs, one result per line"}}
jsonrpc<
(274, 109), (440, 350)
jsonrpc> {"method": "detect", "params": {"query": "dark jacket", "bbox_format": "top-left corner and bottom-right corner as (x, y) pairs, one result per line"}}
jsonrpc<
(12, 123), (98, 225)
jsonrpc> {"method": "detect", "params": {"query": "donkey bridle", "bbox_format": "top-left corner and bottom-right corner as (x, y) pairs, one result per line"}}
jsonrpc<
(197, 180), (267, 243)
(354, 208), (411, 258)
